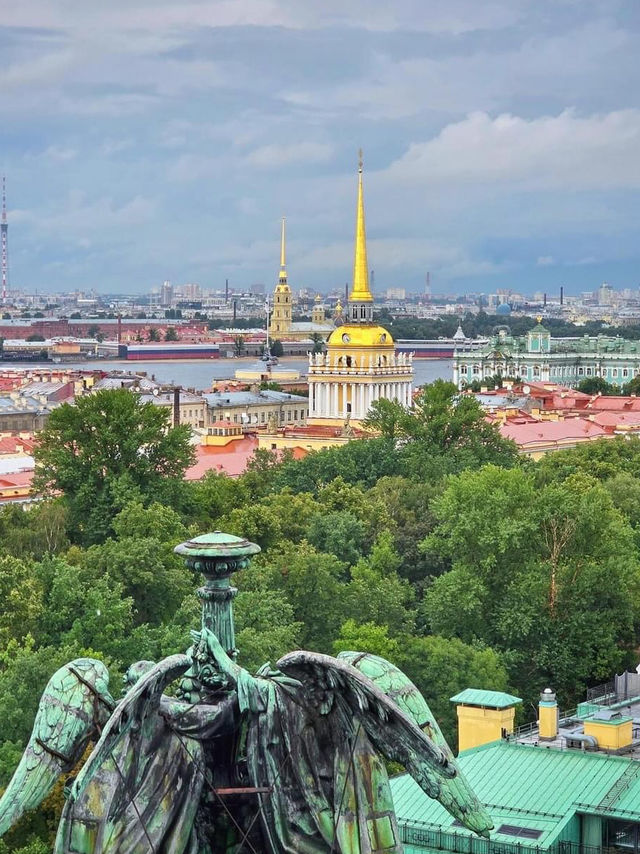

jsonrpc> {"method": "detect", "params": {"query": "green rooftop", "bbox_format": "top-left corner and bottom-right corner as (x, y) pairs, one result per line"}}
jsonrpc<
(391, 740), (640, 853)
(449, 689), (522, 709)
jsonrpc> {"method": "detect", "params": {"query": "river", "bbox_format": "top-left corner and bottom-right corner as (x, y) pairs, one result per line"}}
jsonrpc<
(2, 357), (453, 391)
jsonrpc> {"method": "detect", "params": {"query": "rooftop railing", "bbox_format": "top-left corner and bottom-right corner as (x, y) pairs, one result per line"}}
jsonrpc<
(400, 821), (603, 854)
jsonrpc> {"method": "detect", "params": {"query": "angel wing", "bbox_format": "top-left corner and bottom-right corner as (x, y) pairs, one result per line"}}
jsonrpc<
(54, 655), (199, 854)
(0, 658), (115, 837)
(67, 653), (191, 805)
(276, 650), (455, 780)
(338, 651), (493, 838)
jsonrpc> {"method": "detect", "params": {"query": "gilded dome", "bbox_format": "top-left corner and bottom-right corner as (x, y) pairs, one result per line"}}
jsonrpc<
(327, 323), (394, 349)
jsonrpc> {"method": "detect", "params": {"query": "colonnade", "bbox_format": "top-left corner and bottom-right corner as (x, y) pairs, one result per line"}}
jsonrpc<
(308, 378), (413, 419)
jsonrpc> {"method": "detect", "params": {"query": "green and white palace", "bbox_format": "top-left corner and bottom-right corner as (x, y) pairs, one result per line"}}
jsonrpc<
(454, 321), (640, 389)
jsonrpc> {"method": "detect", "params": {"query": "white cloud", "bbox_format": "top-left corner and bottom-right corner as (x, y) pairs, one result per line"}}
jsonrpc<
(283, 18), (632, 119)
(537, 256), (555, 266)
(1, 0), (528, 37)
(41, 146), (78, 162)
(381, 109), (640, 191)
(26, 194), (158, 240)
(246, 142), (334, 168)
(297, 236), (509, 280)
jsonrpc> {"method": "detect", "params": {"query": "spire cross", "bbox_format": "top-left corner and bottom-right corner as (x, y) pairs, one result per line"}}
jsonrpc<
(358, 148), (363, 173)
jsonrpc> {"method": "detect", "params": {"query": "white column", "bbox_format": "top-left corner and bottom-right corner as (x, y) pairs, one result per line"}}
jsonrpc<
(342, 382), (348, 417)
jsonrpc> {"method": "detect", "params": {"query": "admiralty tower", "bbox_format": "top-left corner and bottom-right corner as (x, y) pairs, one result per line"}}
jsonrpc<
(307, 152), (413, 426)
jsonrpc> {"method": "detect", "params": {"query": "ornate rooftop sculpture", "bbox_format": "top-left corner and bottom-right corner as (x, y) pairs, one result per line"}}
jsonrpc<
(0, 531), (492, 853)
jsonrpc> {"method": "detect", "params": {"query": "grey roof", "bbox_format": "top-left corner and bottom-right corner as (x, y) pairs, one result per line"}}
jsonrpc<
(0, 395), (53, 413)
(138, 391), (204, 405)
(92, 375), (160, 391)
(204, 390), (307, 409)
(289, 321), (334, 333)
(20, 381), (70, 395)
(475, 393), (529, 409)
(453, 325), (466, 341)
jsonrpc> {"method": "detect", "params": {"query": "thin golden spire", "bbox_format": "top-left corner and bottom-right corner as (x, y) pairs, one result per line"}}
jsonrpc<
(280, 216), (286, 271)
(277, 216), (288, 286)
(351, 149), (373, 303)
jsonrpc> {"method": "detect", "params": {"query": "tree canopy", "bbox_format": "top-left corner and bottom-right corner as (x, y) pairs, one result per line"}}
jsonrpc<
(3, 381), (640, 848)
(33, 389), (195, 543)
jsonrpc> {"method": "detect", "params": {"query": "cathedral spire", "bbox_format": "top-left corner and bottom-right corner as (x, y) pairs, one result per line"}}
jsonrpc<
(350, 150), (373, 304)
(279, 216), (287, 284)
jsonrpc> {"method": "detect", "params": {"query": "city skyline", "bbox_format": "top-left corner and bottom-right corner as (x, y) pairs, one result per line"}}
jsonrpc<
(2, 0), (640, 294)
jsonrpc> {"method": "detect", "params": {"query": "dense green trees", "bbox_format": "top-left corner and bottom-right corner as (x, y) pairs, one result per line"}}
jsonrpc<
(33, 389), (195, 543)
(4, 385), (640, 849)
(422, 466), (640, 705)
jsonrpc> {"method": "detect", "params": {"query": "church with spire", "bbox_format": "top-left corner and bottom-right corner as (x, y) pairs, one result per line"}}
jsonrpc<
(258, 154), (413, 454)
(307, 152), (413, 426)
(268, 217), (335, 342)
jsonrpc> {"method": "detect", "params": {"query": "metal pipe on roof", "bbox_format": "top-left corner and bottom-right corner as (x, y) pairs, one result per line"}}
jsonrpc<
(558, 729), (597, 749)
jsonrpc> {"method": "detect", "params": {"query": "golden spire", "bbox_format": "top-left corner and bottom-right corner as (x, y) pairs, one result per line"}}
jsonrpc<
(350, 149), (373, 303)
(277, 216), (288, 287)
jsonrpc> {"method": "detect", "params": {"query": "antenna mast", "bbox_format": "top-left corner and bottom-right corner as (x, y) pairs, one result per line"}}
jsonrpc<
(1, 177), (8, 305)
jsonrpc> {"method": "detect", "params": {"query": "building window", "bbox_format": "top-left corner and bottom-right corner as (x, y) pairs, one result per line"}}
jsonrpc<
(294, 410), (298, 419)
(271, 443), (277, 450)
(586, 367), (592, 376)
(472, 365), (480, 375)
(613, 368), (618, 378)
(578, 367), (584, 375)
(623, 369), (629, 378)
(261, 412), (265, 422)
(459, 364), (467, 374)
(287, 411), (292, 421)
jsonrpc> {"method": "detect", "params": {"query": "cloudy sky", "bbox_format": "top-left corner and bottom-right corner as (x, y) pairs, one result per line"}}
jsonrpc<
(3, 0), (640, 296)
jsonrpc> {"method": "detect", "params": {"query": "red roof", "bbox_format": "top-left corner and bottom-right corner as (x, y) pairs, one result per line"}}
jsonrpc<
(0, 470), (34, 500)
(0, 436), (36, 454)
(591, 411), (640, 428)
(499, 418), (607, 446)
(185, 437), (259, 479)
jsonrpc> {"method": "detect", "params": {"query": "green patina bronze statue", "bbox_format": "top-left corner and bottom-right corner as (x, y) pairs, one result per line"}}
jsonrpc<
(0, 532), (492, 853)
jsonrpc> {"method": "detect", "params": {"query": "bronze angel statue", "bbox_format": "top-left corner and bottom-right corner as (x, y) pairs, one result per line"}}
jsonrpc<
(0, 532), (493, 854)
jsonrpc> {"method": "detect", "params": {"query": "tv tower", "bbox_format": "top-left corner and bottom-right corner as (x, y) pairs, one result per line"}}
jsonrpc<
(1, 177), (8, 304)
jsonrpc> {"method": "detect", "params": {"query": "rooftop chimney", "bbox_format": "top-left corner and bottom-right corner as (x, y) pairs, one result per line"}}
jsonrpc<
(539, 688), (558, 741)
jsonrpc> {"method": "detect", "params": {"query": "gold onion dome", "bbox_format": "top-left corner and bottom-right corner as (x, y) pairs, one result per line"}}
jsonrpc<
(327, 324), (394, 348)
